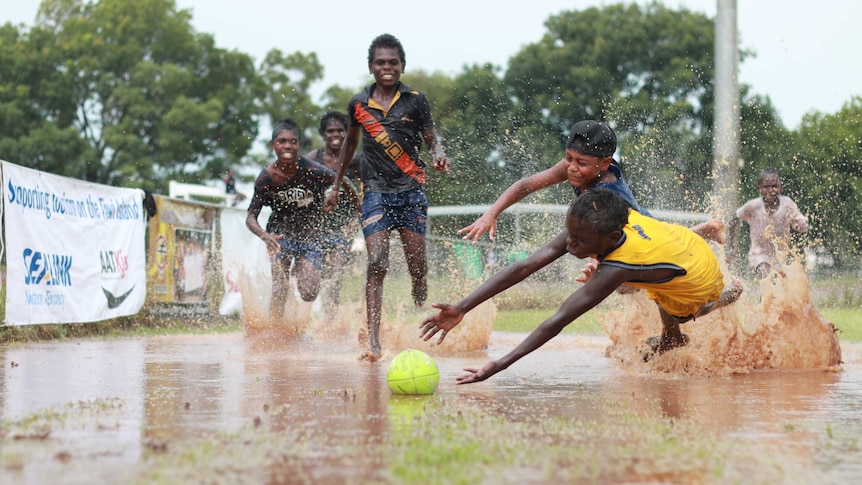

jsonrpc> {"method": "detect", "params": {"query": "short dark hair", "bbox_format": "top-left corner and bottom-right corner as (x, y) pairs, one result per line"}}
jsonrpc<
(271, 118), (302, 143)
(568, 189), (629, 235)
(758, 167), (781, 183)
(368, 33), (406, 65)
(319, 111), (348, 135)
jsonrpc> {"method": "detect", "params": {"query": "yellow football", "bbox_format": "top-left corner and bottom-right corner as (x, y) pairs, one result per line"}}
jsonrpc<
(386, 349), (439, 395)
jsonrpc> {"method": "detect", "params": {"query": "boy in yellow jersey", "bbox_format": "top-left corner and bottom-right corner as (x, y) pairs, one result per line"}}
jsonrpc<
(420, 189), (742, 385)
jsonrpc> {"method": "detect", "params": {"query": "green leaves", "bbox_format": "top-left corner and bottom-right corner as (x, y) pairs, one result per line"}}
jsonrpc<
(2, 0), (259, 191)
(0, 1), (858, 263)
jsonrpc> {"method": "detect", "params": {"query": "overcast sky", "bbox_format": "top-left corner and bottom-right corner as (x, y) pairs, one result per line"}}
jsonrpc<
(4, 0), (860, 130)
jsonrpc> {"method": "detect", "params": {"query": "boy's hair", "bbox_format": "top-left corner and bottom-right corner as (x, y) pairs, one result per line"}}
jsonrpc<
(319, 111), (348, 135)
(271, 118), (302, 142)
(368, 33), (406, 65)
(568, 189), (629, 235)
(758, 167), (781, 184)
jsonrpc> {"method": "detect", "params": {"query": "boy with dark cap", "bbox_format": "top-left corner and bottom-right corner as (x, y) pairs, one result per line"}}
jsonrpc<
(459, 120), (723, 244)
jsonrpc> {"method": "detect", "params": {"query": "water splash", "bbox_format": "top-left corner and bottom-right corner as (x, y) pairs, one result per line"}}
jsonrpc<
(603, 255), (841, 377)
(236, 262), (495, 360)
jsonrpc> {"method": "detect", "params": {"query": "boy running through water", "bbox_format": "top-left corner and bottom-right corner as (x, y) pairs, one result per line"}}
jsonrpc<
(246, 119), (358, 320)
(730, 167), (809, 278)
(306, 111), (361, 307)
(324, 34), (450, 361)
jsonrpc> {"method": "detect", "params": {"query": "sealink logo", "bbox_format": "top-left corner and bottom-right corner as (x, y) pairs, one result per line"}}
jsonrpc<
(23, 248), (73, 286)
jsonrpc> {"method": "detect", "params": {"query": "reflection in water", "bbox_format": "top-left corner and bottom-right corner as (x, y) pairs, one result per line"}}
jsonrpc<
(0, 332), (861, 483)
(0, 250), (858, 483)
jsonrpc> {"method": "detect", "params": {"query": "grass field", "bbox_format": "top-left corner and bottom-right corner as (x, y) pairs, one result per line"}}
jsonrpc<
(1, 268), (859, 343)
(456, 271), (862, 341)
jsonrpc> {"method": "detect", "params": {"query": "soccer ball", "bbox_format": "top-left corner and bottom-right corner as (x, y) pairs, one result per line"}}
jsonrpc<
(387, 349), (439, 395)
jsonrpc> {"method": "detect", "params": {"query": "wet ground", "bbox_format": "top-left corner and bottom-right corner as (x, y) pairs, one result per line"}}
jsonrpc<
(2, 327), (861, 484)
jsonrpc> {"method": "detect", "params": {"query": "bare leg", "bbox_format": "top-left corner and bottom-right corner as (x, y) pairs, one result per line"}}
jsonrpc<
(399, 228), (428, 307)
(322, 249), (348, 306)
(363, 230), (390, 360)
(295, 257), (321, 302)
(644, 279), (743, 360)
(643, 308), (690, 358)
(270, 257), (292, 320)
(690, 219), (726, 244)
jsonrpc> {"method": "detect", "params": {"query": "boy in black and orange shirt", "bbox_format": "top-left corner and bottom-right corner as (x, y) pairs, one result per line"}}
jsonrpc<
(325, 34), (450, 361)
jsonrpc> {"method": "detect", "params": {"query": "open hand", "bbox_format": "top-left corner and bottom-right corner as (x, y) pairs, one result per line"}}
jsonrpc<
(264, 233), (284, 258)
(433, 156), (451, 174)
(458, 213), (497, 243)
(456, 361), (500, 384)
(574, 258), (599, 283)
(419, 303), (465, 344)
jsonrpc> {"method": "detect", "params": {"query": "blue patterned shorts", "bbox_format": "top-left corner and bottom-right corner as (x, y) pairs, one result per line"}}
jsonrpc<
(360, 188), (428, 238)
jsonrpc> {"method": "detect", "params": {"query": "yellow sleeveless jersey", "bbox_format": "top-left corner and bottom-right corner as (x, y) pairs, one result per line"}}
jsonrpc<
(601, 210), (724, 317)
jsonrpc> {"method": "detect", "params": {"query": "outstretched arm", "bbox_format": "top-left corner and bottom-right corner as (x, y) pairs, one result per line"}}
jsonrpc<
(458, 160), (568, 243)
(456, 264), (629, 384)
(420, 230), (570, 343)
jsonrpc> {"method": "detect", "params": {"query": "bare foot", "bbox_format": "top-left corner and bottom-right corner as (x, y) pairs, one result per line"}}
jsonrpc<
(412, 279), (428, 307)
(720, 279), (744, 305)
(642, 333), (689, 361)
(358, 351), (379, 362)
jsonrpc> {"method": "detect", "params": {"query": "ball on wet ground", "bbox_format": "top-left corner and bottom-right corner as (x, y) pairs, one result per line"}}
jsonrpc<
(386, 349), (439, 395)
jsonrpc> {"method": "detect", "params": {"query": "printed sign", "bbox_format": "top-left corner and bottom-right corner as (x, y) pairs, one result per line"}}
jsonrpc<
(2, 161), (146, 325)
(145, 195), (215, 317)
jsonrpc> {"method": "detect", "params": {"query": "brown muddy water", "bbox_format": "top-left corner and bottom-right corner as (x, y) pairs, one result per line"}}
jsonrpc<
(1, 264), (860, 484)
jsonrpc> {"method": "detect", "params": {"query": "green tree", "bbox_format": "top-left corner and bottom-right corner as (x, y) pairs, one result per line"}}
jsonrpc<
(790, 97), (862, 267)
(255, 49), (324, 146)
(0, 17), (94, 175)
(504, 2), (720, 211)
(0, 0), (260, 193)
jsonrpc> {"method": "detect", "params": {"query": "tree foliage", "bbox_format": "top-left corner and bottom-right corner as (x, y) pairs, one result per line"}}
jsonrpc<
(505, 3), (720, 211)
(0, 1), (858, 263)
(2, 0), (260, 192)
(255, 49), (324, 143)
(789, 97), (862, 266)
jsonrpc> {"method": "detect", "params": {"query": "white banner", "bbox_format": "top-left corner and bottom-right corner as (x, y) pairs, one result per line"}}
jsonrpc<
(2, 161), (146, 325)
(218, 206), (272, 315)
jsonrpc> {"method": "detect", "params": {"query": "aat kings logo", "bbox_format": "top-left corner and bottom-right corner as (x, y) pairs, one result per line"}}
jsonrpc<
(100, 248), (135, 309)
(100, 249), (129, 279)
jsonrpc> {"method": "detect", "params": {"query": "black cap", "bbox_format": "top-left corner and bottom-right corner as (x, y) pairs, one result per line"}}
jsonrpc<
(567, 120), (617, 158)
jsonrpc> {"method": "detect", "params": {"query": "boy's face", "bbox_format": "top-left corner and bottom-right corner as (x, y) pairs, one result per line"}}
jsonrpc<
(270, 129), (301, 164)
(369, 47), (403, 87)
(565, 216), (618, 259)
(757, 173), (781, 204)
(564, 148), (612, 189)
(322, 120), (346, 151)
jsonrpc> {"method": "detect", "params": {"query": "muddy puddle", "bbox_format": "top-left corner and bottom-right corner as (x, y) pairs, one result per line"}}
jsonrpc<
(1, 262), (860, 483)
(1, 329), (861, 484)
